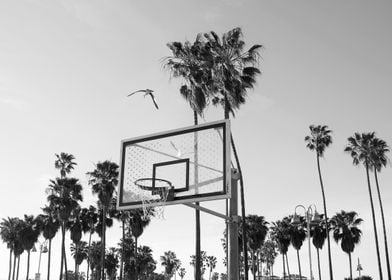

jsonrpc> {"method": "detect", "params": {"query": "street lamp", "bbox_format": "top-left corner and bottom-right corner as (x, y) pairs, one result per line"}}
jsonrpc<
(292, 204), (321, 280)
(33, 240), (48, 280)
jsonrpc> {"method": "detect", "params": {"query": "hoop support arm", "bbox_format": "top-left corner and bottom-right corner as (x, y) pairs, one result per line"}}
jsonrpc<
(183, 202), (233, 222)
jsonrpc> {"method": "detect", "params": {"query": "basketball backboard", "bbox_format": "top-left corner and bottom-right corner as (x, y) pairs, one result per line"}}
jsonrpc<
(117, 120), (231, 210)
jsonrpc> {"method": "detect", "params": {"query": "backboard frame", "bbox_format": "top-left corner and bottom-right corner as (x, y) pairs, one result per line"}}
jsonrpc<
(117, 119), (231, 210)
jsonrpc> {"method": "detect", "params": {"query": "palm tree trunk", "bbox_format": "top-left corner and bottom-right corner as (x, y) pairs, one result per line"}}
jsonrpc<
(282, 254), (286, 280)
(316, 154), (334, 280)
(135, 237), (138, 280)
(60, 224), (65, 280)
(285, 254), (291, 280)
(101, 207), (107, 280)
(252, 250), (256, 280)
(47, 239), (52, 280)
(87, 231), (92, 280)
(75, 244), (78, 277)
(365, 162), (383, 279)
(25, 250), (30, 280)
(8, 248), (13, 280)
(375, 171), (392, 280)
(12, 253), (16, 280)
(348, 252), (352, 280)
(16, 255), (20, 280)
(296, 249), (302, 279)
(231, 134), (249, 280)
(193, 110), (202, 280)
(119, 220), (125, 280)
(317, 248), (322, 280)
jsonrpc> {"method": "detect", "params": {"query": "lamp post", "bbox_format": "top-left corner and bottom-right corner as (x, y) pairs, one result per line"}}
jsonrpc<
(32, 240), (48, 280)
(292, 205), (321, 280)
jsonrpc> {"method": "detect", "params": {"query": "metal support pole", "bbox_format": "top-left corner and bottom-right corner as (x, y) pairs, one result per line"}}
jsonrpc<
(307, 212), (313, 280)
(229, 169), (240, 280)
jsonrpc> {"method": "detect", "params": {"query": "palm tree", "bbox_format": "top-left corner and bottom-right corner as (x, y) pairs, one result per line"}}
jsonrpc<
(128, 208), (153, 280)
(161, 251), (180, 279)
(80, 206), (98, 280)
(270, 218), (291, 280)
(19, 215), (40, 280)
(203, 27), (262, 280)
(55, 152), (77, 179)
(370, 136), (391, 280)
(305, 124), (334, 280)
(68, 208), (83, 275)
(345, 132), (383, 279)
(331, 211), (363, 280)
(47, 177), (83, 280)
(178, 268), (186, 280)
(260, 238), (278, 279)
(105, 248), (119, 280)
(70, 241), (88, 276)
(114, 208), (130, 280)
(0, 217), (19, 280)
(165, 35), (212, 280)
(206, 256), (217, 280)
(135, 245), (156, 279)
(310, 214), (327, 280)
(289, 215), (306, 280)
(245, 215), (268, 280)
(38, 209), (60, 280)
(53, 152), (77, 280)
(87, 160), (119, 280)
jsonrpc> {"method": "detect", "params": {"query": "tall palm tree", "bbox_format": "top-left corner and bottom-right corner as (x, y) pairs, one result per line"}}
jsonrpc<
(0, 217), (19, 280)
(161, 251), (180, 279)
(55, 152), (77, 179)
(87, 160), (119, 280)
(206, 256), (217, 280)
(203, 27), (262, 280)
(270, 218), (291, 280)
(80, 206), (98, 280)
(246, 215), (268, 280)
(305, 124), (334, 280)
(345, 132), (383, 279)
(128, 208), (153, 280)
(331, 211), (362, 280)
(38, 209), (60, 280)
(370, 136), (391, 280)
(289, 215), (306, 280)
(310, 214), (327, 280)
(19, 215), (40, 280)
(53, 152), (77, 280)
(165, 35), (211, 280)
(114, 208), (130, 280)
(47, 177), (83, 280)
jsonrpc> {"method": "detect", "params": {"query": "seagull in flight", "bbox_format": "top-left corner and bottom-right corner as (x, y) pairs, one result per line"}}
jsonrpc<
(128, 89), (159, 109)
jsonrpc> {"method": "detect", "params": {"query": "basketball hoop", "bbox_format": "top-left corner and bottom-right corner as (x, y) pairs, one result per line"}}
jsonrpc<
(134, 178), (174, 219)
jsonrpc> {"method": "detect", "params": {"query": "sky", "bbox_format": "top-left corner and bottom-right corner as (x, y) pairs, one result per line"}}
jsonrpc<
(1, 0), (392, 279)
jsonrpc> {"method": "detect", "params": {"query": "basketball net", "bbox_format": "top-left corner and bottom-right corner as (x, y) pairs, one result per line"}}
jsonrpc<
(140, 187), (169, 219)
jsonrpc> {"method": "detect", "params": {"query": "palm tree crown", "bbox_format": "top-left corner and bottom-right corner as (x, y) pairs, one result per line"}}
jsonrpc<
(305, 125), (332, 157)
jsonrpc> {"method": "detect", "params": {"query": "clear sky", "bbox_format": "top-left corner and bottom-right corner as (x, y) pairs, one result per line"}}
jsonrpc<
(1, 0), (392, 279)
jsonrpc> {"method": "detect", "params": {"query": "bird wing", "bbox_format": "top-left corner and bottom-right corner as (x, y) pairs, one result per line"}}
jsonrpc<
(127, 89), (146, 96)
(149, 94), (159, 109)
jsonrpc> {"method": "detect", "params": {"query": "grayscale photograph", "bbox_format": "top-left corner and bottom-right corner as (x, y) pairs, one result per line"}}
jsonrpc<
(1, 1), (391, 280)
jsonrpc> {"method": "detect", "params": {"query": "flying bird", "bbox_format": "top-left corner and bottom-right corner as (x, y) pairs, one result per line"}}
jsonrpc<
(128, 89), (159, 109)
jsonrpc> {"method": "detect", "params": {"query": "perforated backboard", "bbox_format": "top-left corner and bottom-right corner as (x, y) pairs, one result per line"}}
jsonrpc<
(117, 120), (231, 210)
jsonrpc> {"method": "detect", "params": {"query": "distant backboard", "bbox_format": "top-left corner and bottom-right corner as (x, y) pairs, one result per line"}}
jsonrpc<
(117, 120), (231, 210)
